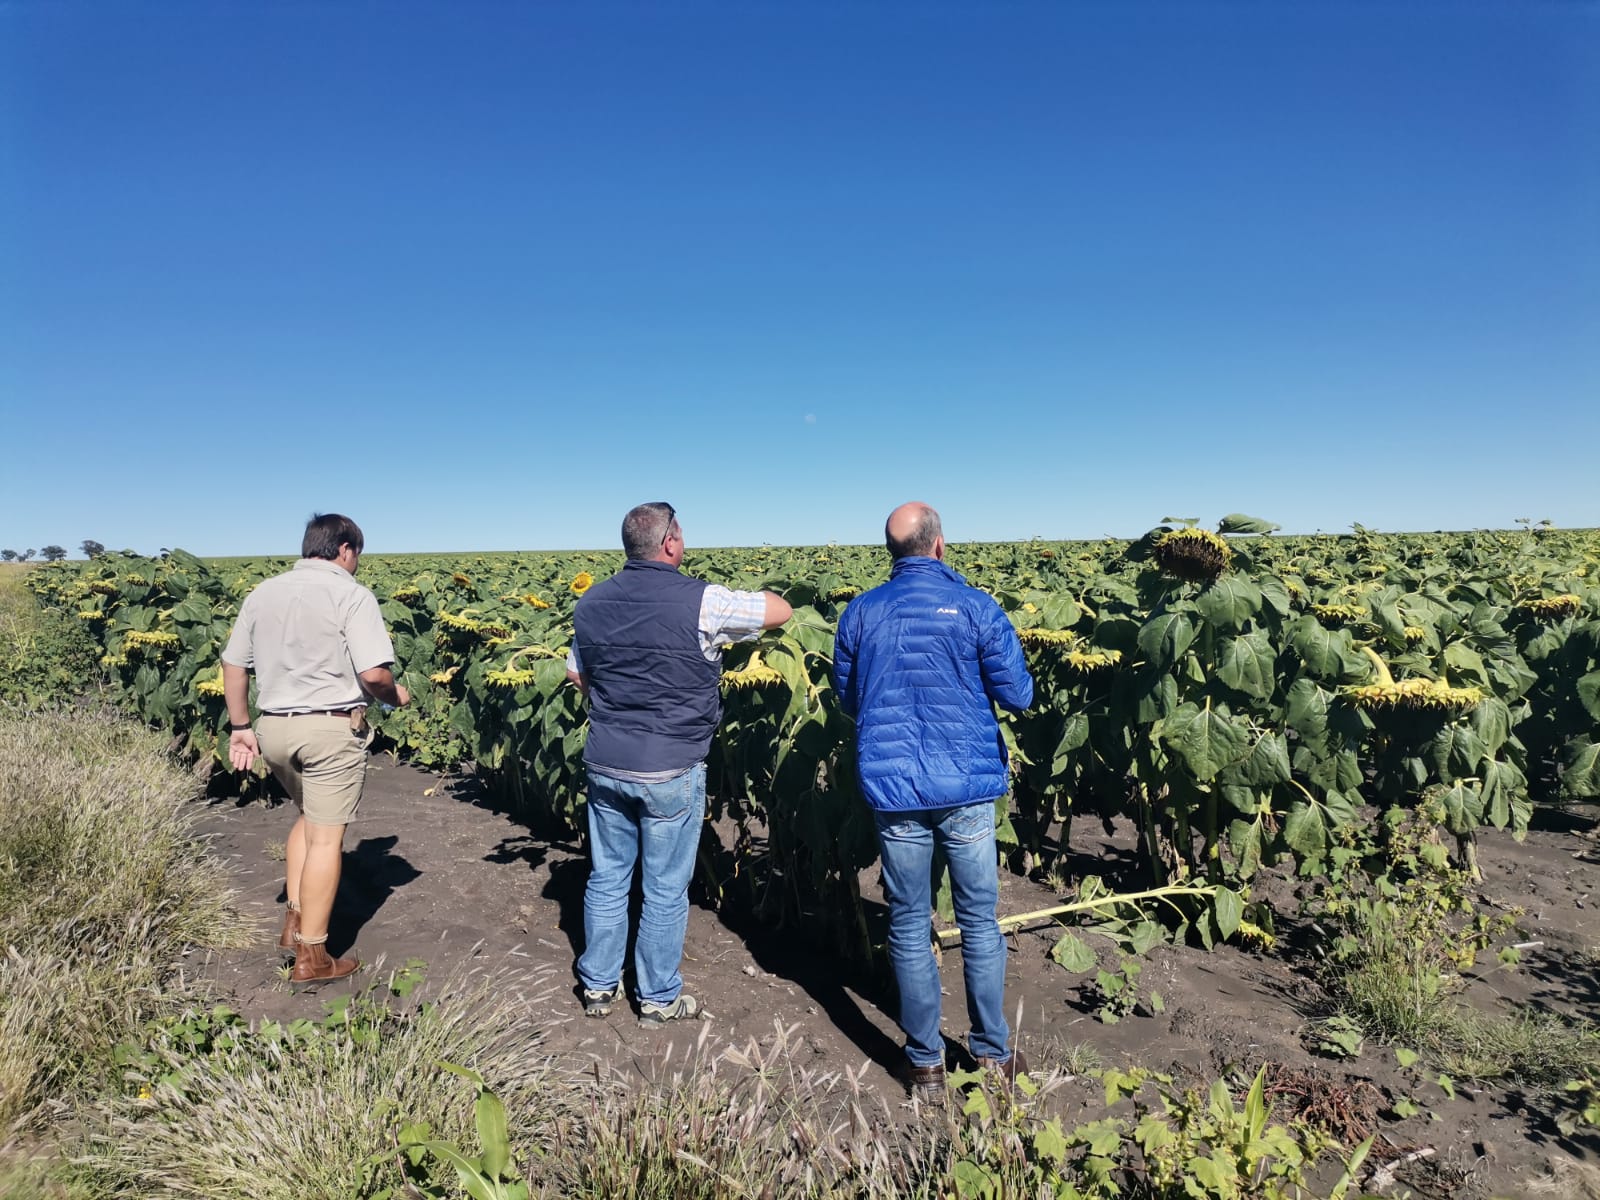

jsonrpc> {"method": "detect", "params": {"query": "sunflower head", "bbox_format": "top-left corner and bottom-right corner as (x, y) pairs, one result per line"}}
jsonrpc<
(1153, 528), (1232, 582)
(571, 572), (595, 596)
(1063, 648), (1123, 672)
(1516, 594), (1582, 622)
(1342, 677), (1483, 714)
(521, 593), (552, 609)
(721, 650), (787, 692)
(195, 670), (226, 697)
(485, 667), (537, 690)
(825, 586), (861, 603)
(1403, 625), (1428, 644)
(1311, 602), (1368, 626)
(123, 630), (181, 655)
(1017, 627), (1078, 652)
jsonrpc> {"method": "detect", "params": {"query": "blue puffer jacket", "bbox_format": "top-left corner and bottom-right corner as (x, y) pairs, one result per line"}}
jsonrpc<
(832, 557), (1033, 812)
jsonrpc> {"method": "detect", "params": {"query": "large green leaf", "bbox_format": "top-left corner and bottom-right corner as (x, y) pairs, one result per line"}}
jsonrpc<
(1215, 631), (1276, 699)
(1562, 738), (1600, 799)
(1196, 577), (1263, 632)
(1050, 931), (1096, 974)
(1137, 611), (1196, 672)
(1158, 702), (1248, 782)
(1217, 514), (1281, 535)
(1288, 616), (1359, 680)
(1578, 670), (1600, 722)
(1233, 731), (1291, 787)
(1285, 677), (1333, 741)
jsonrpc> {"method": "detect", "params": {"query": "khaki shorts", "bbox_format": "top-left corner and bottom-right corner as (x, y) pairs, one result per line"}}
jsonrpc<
(257, 713), (374, 827)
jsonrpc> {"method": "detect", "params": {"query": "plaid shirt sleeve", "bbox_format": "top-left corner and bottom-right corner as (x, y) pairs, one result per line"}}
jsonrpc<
(699, 584), (769, 658)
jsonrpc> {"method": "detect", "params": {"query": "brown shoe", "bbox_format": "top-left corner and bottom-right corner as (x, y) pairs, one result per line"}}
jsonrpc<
(976, 1050), (1030, 1087)
(900, 1062), (946, 1103)
(290, 937), (359, 987)
(276, 904), (300, 958)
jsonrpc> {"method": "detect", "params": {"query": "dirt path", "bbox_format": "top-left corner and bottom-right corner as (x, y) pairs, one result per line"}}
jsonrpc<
(190, 757), (1600, 1198)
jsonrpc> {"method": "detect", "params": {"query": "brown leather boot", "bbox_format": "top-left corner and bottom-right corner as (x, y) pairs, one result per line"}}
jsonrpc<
(290, 936), (359, 987)
(277, 904), (300, 958)
(976, 1050), (1030, 1088)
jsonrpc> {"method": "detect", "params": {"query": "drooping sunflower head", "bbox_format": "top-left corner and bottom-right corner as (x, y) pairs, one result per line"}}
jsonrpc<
(721, 650), (786, 692)
(1016, 627), (1078, 652)
(1153, 528), (1232, 583)
(1516, 594), (1582, 622)
(1063, 648), (1123, 672)
(429, 666), (461, 685)
(123, 629), (181, 655)
(571, 572), (595, 596)
(1403, 625), (1429, 644)
(391, 585), (423, 604)
(1342, 677), (1483, 715)
(195, 669), (226, 697)
(825, 586), (861, 603)
(521, 593), (552, 609)
(1311, 602), (1368, 627)
(485, 667), (537, 690)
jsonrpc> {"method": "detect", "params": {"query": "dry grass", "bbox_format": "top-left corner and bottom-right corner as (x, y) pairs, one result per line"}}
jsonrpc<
(73, 963), (569, 1200)
(0, 713), (252, 1132)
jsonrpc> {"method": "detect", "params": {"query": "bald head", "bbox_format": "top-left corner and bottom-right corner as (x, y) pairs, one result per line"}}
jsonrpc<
(886, 502), (943, 560)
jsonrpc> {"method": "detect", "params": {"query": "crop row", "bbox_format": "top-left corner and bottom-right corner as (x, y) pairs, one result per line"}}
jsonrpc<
(27, 520), (1600, 952)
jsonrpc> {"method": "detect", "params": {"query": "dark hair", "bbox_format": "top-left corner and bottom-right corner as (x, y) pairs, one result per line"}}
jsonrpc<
(621, 502), (677, 560)
(886, 506), (942, 559)
(302, 513), (365, 560)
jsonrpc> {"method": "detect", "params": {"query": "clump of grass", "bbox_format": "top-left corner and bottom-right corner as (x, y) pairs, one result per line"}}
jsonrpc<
(73, 963), (568, 1200)
(543, 1020), (914, 1199)
(0, 713), (252, 1130)
(1312, 806), (1600, 1088)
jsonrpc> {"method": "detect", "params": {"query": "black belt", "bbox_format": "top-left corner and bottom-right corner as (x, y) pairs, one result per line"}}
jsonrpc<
(261, 707), (364, 718)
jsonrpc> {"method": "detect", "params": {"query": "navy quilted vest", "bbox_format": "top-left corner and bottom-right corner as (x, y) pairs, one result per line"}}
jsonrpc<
(573, 560), (718, 774)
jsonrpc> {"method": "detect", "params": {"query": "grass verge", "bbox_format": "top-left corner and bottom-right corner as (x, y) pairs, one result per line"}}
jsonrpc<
(0, 713), (252, 1132)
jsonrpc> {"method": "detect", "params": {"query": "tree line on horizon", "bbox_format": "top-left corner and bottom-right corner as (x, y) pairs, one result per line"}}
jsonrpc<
(2, 540), (107, 563)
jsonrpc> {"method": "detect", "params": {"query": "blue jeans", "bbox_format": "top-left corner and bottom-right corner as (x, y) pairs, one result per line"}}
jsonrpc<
(577, 764), (706, 1007)
(874, 801), (1011, 1068)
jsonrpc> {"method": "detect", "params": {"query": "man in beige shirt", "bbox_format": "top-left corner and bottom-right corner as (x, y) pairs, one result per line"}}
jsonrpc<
(222, 514), (410, 986)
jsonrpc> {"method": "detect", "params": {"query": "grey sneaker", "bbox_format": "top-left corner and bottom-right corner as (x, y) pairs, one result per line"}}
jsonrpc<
(638, 993), (700, 1027)
(582, 986), (620, 1017)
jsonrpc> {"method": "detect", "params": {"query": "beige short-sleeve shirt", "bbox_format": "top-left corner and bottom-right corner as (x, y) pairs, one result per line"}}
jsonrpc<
(221, 558), (395, 713)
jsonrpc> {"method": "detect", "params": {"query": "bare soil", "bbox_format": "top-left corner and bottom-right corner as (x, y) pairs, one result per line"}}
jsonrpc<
(190, 757), (1600, 1199)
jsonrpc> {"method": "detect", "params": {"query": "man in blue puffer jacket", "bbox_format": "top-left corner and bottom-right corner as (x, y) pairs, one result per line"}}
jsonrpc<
(832, 502), (1034, 1101)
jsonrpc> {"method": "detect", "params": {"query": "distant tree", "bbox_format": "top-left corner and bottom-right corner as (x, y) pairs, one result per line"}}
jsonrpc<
(0, 550), (16, 562)
(80, 539), (106, 559)
(19, 550), (35, 562)
(40, 546), (67, 562)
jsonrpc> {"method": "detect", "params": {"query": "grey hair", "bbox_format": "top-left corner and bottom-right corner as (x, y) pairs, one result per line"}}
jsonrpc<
(886, 506), (942, 559)
(621, 502), (677, 560)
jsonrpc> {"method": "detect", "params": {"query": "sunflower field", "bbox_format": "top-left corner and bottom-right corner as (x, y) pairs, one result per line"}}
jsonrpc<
(26, 519), (1600, 955)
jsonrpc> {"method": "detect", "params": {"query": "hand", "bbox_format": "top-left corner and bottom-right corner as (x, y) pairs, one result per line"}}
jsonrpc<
(395, 684), (411, 707)
(229, 729), (259, 773)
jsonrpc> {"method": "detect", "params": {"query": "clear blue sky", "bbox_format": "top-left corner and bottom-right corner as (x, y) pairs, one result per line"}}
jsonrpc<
(2, 1), (1595, 556)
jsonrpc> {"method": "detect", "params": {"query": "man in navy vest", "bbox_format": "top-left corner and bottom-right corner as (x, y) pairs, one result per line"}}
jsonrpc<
(566, 502), (792, 1024)
(832, 502), (1034, 1100)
